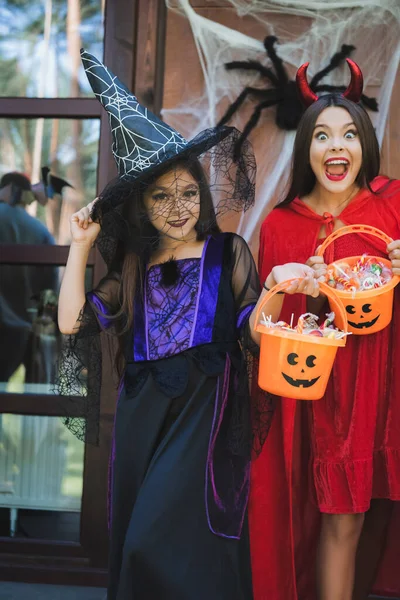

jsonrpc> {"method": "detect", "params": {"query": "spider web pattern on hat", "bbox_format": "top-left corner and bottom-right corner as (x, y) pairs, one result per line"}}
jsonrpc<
(81, 50), (188, 178)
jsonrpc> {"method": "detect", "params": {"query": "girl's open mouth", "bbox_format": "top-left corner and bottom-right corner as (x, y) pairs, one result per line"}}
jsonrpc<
(168, 218), (189, 228)
(324, 157), (350, 182)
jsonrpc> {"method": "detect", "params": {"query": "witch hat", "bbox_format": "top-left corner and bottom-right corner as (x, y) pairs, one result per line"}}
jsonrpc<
(81, 50), (232, 180)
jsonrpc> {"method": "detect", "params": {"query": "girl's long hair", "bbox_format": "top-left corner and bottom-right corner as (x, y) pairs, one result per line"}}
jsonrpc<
(279, 94), (380, 207)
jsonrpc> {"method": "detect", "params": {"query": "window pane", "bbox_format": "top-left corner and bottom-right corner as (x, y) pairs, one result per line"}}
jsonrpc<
(0, 0), (104, 98)
(0, 117), (99, 244)
(0, 414), (84, 541)
(0, 265), (93, 394)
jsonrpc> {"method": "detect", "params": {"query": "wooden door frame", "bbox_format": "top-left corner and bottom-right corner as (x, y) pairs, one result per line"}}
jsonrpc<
(0, 0), (167, 586)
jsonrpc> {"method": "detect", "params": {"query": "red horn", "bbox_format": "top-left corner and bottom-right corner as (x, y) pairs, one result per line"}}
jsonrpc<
(296, 62), (318, 107)
(342, 58), (363, 103)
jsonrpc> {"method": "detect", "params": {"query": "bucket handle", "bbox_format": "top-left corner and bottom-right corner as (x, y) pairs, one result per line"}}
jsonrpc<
(253, 278), (348, 333)
(316, 224), (393, 259)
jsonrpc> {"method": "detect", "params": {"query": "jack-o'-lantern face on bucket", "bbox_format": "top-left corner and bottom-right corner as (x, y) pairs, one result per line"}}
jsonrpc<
(345, 303), (379, 330)
(281, 352), (321, 388)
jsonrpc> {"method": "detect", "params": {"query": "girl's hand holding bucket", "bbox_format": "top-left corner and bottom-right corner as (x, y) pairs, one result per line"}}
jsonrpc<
(306, 250), (328, 282)
(387, 239), (400, 276)
(267, 263), (320, 297)
(315, 225), (400, 335)
(250, 264), (321, 346)
(254, 277), (348, 400)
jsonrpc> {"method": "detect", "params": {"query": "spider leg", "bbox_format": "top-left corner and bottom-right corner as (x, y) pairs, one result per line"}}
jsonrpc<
(360, 93), (379, 111)
(313, 84), (379, 111)
(263, 35), (289, 86)
(225, 60), (280, 87)
(232, 94), (281, 160)
(217, 87), (276, 126)
(310, 44), (356, 88)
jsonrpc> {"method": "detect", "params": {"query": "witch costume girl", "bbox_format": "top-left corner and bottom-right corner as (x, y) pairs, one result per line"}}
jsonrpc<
(57, 50), (320, 600)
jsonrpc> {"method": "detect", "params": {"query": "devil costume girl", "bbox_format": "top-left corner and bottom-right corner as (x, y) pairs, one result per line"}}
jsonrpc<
(57, 50), (278, 600)
(250, 60), (400, 599)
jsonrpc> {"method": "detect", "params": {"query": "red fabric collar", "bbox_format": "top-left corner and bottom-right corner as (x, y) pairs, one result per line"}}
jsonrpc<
(290, 176), (389, 223)
(286, 176), (395, 260)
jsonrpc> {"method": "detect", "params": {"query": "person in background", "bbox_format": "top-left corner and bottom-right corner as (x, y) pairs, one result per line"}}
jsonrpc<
(0, 172), (58, 383)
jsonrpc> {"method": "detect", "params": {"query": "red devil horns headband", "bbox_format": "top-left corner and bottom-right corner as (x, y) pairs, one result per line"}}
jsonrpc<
(296, 58), (364, 107)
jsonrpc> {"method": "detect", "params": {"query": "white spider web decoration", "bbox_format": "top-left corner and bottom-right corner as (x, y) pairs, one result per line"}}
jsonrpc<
(164, 0), (400, 253)
(81, 50), (188, 177)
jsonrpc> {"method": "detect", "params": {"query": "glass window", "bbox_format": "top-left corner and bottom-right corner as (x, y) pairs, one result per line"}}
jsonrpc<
(0, 0), (105, 98)
(0, 117), (100, 244)
(0, 414), (84, 541)
(0, 264), (93, 394)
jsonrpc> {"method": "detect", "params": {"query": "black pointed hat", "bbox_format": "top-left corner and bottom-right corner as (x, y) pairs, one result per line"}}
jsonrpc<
(80, 50), (256, 269)
(81, 50), (233, 180)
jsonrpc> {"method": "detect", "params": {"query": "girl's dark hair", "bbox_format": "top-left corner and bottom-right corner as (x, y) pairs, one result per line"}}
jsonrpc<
(112, 157), (220, 334)
(280, 94), (380, 206)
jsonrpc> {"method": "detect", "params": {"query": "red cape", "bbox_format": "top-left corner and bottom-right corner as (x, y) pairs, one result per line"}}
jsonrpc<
(251, 177), (400, 599)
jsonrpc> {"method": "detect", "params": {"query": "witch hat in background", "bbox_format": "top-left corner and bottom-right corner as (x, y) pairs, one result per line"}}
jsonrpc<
(80, 49), (232, 181)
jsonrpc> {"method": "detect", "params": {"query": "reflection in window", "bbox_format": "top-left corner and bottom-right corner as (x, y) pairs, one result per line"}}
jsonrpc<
(0, 264), (60, 390)
(0, 117), (100, 244)
(0, 0), (104, 98)
(0, 414), (84, 541)
(0, 265), (93, 394)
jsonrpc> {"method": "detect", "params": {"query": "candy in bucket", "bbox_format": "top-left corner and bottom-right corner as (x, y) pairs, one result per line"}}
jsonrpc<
(261, 311), (350, 340)
(317, 224), (400, 335)
(254, 280), (348, 401)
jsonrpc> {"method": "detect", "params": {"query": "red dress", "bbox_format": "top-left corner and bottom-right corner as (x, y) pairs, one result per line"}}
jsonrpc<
(250, 176), (400, 599)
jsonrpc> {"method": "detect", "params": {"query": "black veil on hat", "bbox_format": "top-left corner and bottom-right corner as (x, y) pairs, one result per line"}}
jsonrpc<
(80, 50), (256, 267)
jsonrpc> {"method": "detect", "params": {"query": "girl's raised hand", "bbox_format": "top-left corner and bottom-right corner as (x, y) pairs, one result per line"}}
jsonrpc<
(70, 199), (101, 246)
(270, 263), (320, 298)
(387, 239), (400, 276)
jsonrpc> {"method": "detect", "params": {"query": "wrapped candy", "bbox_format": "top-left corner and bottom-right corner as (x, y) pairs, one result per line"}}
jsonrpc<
(328, 254), (393, 292)
(261, 311), (349, 340)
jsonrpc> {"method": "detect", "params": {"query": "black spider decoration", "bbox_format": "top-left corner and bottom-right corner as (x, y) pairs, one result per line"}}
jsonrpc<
(218, 36), (378, 158)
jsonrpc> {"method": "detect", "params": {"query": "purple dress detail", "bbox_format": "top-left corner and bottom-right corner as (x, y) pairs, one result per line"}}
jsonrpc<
(146, 259), (201, 360)
(61, 233), (277, 599)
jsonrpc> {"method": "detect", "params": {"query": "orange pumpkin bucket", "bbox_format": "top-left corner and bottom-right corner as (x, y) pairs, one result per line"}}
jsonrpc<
(316, 224), (400, 335)
(254, 280), (348, 400)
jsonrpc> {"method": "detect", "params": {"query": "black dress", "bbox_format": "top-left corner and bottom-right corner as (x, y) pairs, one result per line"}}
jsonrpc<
(81, 233), (274, 599)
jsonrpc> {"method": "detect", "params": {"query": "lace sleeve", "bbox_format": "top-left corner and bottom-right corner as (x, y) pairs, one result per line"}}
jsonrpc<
(56, 272), (122, 444)
(230, 233), (260, 336)
(230, 234), (277, 456)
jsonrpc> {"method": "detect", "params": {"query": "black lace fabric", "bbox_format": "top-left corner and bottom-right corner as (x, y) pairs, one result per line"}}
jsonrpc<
(243, 326), (278, 457)
(230, 235), (277, 457)
(56, 273), (122, 444)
